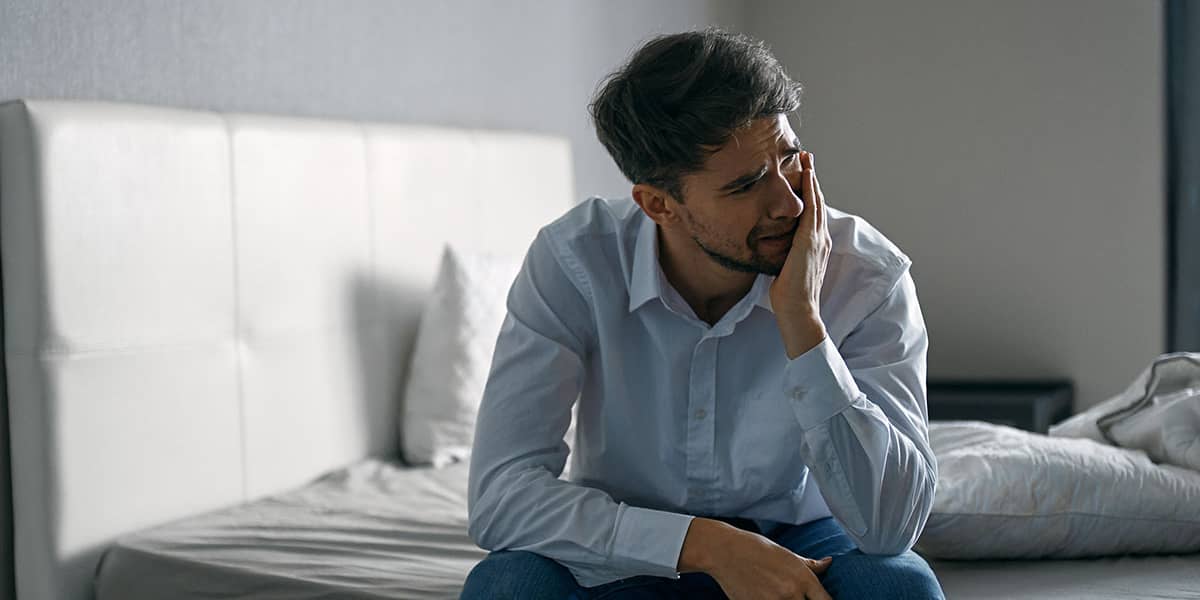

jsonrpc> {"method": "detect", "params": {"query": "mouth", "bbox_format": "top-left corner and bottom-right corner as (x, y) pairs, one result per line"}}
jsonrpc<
(755, 231), (793, 253)
(757, 222), (798, 243)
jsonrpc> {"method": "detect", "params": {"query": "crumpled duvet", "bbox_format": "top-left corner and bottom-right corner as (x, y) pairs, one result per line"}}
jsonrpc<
(916, 420), (1200, 559)
(917, 353), (1200, 561)
(1050, 352), (1200, 472)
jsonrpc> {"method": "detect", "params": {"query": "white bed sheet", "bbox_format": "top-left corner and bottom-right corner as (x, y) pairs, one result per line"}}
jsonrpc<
(95, 460), (486, 600)
(94, 459), (1200, 599)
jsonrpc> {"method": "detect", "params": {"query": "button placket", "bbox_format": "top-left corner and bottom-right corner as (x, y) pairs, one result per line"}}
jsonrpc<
(685, 340), (704, 485)
(685, 335), (720, 515)
(700, 337), (718, 484)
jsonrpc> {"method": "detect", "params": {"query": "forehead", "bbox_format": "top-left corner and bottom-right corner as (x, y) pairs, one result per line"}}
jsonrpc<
(701, 114), (795, 174)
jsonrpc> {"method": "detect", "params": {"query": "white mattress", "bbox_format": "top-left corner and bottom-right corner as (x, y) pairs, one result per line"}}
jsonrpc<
(94, 459), (1200, 599)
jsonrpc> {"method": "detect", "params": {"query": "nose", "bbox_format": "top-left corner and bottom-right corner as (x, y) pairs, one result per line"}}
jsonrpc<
(764, 168), (803, 220)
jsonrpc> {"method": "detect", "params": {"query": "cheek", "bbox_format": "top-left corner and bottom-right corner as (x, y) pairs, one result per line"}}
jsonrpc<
(689, 205), (756, 250)
(715, 215), (756, 247)
(732, 213), (764, 247)
(743, 224), (760, 247)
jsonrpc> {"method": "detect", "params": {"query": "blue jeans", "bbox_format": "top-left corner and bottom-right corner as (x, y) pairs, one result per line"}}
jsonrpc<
(460, 516), (945, 599)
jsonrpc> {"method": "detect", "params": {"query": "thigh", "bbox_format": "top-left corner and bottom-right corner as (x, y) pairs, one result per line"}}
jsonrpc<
(771, 516), (859, 561)
(461, 550), (581, 600)
(770, 517), (944, 599)
(819, 549), (945, 600)
(572, 572), (726, 600)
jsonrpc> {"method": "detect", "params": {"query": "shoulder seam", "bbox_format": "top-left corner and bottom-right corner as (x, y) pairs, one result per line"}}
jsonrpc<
(540, 226), (596, 307)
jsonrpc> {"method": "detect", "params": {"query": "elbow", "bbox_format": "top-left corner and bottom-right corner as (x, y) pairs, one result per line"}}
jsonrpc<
(855, 518), (923, 555)
(467, 499), (499, 551)
(858, 468), (937, 556)
(467, 471), (524, 552)
(856, 534), (915, 556)
(855, 520), (916, 555)
(467, 469), (502, 551)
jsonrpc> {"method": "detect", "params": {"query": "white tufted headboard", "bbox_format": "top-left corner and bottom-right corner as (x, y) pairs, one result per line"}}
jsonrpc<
(0, 99), (574, 600)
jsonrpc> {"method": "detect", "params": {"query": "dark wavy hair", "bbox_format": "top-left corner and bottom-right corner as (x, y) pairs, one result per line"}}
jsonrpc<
(588, 27), (804, 202)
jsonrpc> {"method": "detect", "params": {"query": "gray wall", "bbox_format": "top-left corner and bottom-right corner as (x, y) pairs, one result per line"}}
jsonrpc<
(0, 0), (742, 204)
(748, 0), (1165, 410)
(0, 1), (1169, 408)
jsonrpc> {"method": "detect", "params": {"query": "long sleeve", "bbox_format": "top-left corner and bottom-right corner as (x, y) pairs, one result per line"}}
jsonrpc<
(467, 230), (695, 588)
(783, 267), (937, 555)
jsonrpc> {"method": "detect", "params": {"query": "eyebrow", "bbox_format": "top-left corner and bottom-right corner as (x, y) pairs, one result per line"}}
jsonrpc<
(717, 164), (769, 193)
(716, 137), (803, 193)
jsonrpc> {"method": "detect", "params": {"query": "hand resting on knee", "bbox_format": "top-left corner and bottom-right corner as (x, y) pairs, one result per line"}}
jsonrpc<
(678, 517), (834, 600)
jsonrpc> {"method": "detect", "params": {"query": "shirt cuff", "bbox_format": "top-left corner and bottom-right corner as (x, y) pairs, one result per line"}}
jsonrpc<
(610, 504), (695, 579)
(783, 335), (862, 430)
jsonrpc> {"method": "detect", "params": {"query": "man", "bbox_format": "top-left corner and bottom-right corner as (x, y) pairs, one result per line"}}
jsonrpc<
(461, 28), (945, 599)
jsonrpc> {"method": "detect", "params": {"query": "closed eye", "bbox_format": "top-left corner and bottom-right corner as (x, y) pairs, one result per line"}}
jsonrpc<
(734, 152), (800, 194)
(733, 180), (758, 194)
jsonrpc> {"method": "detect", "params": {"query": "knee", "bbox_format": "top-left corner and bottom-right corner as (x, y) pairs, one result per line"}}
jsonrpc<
(461, 550), (579, 600)
(822, 550), (945, 600)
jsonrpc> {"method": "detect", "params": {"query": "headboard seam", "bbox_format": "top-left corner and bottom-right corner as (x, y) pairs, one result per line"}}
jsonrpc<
(222, 113), (249, 503)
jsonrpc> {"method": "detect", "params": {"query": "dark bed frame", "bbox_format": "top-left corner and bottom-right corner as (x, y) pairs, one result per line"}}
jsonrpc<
(1167, 0), (1200, 354)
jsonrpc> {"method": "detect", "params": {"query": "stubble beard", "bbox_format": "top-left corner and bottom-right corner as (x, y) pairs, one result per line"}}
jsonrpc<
(686, 213), (795, 276)
(690, 233), (787, 276)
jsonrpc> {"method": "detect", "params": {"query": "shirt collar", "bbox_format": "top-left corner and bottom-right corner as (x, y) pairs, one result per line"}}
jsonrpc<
(628, 211), (777, 316)
(750, 271), (775, 314)
(628, 213), (664, 312)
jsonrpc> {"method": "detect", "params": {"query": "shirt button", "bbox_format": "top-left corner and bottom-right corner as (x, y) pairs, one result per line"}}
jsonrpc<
(695, 408), (707, 419)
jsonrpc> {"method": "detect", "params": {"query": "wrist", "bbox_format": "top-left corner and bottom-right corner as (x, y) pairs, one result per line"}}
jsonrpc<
(778, 312), (827, 359)
(677, 517), (731, 574)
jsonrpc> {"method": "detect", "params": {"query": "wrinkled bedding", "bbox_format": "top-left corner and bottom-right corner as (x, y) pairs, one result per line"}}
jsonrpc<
(95, 461), (486, 600)
(1051, 352), (1200, 472)
(915, 420), (1200, 559)
(95, 454), (1200, 599)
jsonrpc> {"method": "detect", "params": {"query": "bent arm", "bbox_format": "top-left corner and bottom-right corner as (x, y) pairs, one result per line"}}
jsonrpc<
(783, 268), (937, 554)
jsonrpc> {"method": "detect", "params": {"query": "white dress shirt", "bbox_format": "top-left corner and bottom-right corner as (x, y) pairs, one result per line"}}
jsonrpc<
(467, 197), (936, 588)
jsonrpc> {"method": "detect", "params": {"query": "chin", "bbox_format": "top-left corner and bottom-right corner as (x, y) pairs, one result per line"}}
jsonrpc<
(761, 262), (784, 277)
(743, 251), (784, 276)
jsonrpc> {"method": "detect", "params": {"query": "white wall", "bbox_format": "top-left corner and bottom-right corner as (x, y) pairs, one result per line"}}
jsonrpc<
(0, 0), (742, 204)
(745, 0), (1165, 408)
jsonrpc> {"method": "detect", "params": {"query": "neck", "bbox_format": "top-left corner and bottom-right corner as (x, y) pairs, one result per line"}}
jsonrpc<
(657, 225), (756, 325)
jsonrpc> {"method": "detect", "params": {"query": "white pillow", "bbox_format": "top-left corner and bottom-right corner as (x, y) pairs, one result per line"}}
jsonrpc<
(1049, 353), (1200, 472)
(914, 420), (1200, 560)
(400, 244), (523, 467)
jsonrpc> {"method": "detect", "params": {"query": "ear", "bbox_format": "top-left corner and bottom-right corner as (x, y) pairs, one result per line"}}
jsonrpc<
(632, 183), (683, 227)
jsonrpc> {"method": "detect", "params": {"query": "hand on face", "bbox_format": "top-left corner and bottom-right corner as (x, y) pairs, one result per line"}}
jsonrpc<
(768, 150), (830, 321)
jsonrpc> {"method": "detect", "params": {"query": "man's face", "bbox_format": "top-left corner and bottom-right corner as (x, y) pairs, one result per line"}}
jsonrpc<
(675, 114), (805, 276)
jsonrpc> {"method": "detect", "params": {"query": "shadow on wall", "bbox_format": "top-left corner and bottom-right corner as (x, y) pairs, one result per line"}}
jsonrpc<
(348, 266), (428, 467)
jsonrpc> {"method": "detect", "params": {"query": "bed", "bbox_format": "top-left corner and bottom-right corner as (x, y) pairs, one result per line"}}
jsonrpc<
(91, 456), (1200, 600)
(1, 99), (1197, 599)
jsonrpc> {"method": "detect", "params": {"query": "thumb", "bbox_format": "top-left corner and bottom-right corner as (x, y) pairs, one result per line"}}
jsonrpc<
(808, 556), (833, 573)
